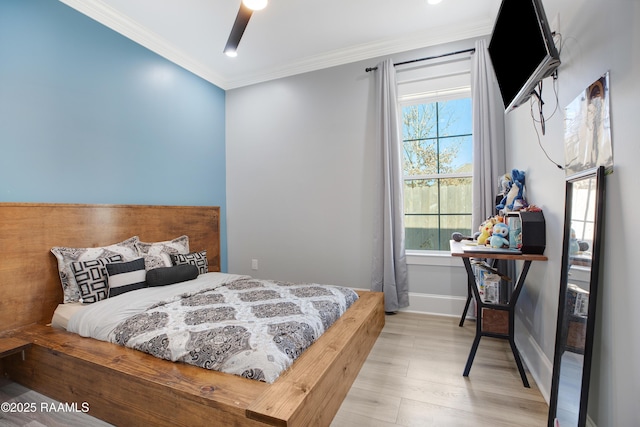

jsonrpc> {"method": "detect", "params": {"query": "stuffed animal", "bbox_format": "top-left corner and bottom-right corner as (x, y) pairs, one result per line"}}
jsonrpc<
(495, 173), (513, 211)
(498, 173), (512, 195)
(505, 169), (526, 211)
(569, 228), (580, 255)
(477, 218), (496, 245)
(570, 228), (590, 254)
(489, 222), (510, 248)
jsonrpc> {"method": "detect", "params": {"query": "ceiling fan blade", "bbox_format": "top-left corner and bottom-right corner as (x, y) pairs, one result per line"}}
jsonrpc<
(224, 3), (253, 55)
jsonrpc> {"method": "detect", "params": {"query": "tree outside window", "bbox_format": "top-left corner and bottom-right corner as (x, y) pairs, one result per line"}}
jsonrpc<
(402, 97), (473, 251)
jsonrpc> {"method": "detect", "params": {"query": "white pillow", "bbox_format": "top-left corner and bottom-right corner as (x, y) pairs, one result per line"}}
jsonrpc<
(51, 236), (140, 303)
(136, 235), (189, 270)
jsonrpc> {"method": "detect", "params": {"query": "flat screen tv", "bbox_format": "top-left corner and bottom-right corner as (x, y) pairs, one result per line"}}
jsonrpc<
(488, 0), (560, 113)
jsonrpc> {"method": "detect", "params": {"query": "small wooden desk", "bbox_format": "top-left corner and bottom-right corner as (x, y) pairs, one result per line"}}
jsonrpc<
(450, 240), (547, 387)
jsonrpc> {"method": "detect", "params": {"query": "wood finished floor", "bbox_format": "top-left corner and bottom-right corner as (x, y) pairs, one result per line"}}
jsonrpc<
(0, 312), (548, 426)
(331, 312), (548, 426)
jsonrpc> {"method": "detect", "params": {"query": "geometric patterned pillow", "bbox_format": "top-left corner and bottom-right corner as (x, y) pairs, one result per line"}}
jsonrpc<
(170, 250), (208, 275)
(51, 236), (140, 303)
(71, 255), (123, 303)
(106, 258), (147, 298)
(135, 235), (189, 271)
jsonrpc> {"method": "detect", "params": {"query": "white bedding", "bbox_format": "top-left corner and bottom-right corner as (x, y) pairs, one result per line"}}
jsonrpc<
(67, 272), (249, 340)
(51, 302), (85, 330)
(64, 272), (358, 383)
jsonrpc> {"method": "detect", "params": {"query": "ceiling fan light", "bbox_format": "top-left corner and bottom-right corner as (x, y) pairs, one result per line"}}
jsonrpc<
(242, 0), (267, 11)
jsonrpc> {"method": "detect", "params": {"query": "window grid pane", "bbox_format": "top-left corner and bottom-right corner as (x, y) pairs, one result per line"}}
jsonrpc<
(403, 98), (472, 251)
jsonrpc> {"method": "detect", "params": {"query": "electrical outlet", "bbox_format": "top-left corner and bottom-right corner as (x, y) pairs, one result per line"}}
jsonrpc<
(251, 259), (258, 270)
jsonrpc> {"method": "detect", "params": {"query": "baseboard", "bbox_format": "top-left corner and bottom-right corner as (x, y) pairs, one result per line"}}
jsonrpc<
(401, 292), (471, 318)
(349, 290), (470, 318)
(515, 332), (553, 403)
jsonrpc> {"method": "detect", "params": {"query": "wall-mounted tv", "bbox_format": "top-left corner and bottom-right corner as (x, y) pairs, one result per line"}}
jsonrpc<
(488, 0), (560, 113)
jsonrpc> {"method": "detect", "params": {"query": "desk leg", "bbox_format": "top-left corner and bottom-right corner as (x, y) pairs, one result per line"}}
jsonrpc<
(460, 257), (533, 387)
(463, 334), (481, 377)
(459, 276), (474, 327)
(509, 336), (530, 387)
(461, 258), (482, 376)
(508, 260), (532, 388)
(460, 259), (498, 326)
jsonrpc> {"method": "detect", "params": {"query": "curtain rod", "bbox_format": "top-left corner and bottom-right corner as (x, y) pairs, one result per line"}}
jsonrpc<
(365, 48), (475, 72)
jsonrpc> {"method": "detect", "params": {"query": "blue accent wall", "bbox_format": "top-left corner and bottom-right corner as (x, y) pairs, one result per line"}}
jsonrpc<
(0, 0), (228, 270)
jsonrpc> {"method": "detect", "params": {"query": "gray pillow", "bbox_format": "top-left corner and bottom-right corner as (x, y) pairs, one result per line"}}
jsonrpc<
(146, 264), (199, 287)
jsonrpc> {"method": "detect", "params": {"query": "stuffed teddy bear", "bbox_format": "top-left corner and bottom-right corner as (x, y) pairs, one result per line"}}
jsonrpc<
(489, 222), (510, 248)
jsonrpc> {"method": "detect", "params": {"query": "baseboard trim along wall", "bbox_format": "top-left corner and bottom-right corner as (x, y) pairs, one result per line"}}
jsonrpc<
(401, 291), (470, 318)
(516, 332), (553, 403)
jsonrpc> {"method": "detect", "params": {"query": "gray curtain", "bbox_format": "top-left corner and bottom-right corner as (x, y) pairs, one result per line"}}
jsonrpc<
(371, 59), (409, 313)
(471, 39), (506, 230)
(471, 40), (514, 288)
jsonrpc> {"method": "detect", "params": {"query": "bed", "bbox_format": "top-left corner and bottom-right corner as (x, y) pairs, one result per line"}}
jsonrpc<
(0, 203), (384, 426)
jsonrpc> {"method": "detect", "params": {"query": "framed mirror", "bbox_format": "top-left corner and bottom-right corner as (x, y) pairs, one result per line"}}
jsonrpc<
(548, 165), (606, 427)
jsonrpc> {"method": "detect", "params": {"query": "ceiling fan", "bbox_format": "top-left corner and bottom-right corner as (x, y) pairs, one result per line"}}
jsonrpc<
(224, 0), (268, 57)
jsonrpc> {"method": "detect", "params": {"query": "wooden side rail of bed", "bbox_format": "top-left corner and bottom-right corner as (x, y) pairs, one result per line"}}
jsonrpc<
(4, 290), (384, 427)
(0, 203), (385, 426)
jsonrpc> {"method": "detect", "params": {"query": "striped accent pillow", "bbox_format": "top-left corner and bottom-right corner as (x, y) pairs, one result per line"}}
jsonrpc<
(106, 258), (147, 297)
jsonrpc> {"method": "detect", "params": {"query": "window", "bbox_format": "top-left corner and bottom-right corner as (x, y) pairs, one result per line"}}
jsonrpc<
(401, 94), (473, 251)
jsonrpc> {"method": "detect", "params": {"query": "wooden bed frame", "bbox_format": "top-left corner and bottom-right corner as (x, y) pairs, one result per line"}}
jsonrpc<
(0, 203), (384, 426)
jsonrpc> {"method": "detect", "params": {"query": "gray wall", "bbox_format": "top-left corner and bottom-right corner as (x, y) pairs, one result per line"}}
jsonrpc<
(226, 39), (474, 306)
(227, 0), (639, 424)
(226, 60), (377, 288)
(505, 0), (639, 425)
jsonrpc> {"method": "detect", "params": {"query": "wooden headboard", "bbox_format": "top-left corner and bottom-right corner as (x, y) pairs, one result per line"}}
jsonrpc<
(0, 203), (220, 332)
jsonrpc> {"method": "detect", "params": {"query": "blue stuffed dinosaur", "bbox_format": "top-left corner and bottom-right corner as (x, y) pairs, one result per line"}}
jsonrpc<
(505, 169), (526, 211)
(496, 169), (525, 212)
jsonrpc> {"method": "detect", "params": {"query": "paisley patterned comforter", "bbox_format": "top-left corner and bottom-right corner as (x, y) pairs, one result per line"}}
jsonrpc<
(67, 273), (358, 383)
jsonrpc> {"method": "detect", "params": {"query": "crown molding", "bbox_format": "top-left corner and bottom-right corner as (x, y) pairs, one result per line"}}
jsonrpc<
(59, 0), (228, 88)
(59, 0), (492, 90)
(224, 22), (493, 89)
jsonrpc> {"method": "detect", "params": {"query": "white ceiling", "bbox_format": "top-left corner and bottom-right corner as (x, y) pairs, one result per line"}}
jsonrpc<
(60, 0), (503, 90)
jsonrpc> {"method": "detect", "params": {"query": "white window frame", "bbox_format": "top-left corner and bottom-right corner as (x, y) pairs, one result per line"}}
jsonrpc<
(399, 87), (472, 261)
